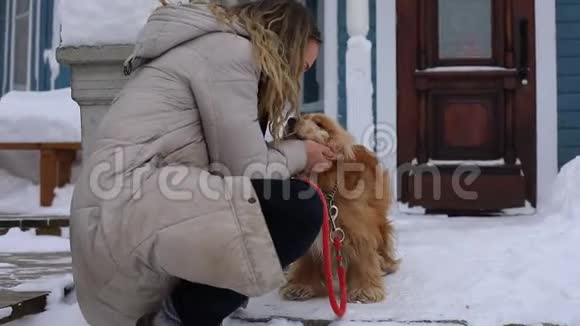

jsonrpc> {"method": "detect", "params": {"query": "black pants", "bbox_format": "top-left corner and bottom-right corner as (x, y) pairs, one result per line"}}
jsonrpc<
(170, 179), (324, 326)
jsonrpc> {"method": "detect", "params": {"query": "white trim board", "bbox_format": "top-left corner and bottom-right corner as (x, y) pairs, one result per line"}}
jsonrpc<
(35, 0), (40, 90)
(375, 0), (558, 213)
(535, 0), (558, 212)
(323, 0), (338, 120)
(376, 0), (398, 202)
(25, 0), (33, 90)
(9, 0), (33, 91)
(9, 0), (15, 90)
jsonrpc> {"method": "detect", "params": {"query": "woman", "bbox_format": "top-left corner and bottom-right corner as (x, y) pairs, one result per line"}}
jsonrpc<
(69, 1), (334, 325)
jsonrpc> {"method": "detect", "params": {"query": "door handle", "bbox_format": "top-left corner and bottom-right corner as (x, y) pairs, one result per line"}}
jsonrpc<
(517, 18), (530, 86)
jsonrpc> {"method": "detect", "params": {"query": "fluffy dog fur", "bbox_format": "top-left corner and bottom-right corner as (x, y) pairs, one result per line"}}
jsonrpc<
(280, 113), (400, 303)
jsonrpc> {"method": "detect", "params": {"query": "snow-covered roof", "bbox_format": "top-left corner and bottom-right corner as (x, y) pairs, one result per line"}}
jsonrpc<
(0, 88), (81, 143)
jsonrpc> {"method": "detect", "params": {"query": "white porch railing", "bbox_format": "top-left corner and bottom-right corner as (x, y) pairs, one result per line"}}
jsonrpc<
(346, 0), (374, 146)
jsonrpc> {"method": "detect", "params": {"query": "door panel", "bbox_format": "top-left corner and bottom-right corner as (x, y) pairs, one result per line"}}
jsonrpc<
(397, 0), (536, 213)
(430, 90), (502, 160)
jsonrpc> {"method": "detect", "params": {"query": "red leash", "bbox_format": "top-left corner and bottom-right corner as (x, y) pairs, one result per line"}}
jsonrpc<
(300, 177), (347, 318)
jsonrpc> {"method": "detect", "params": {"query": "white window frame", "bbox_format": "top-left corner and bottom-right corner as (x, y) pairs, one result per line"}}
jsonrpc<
(299, 0), (324, 113)
(2, 0), (11, 93)
(10, 0), (33, 91)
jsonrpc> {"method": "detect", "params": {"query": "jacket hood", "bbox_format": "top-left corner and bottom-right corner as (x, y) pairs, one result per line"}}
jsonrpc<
(123, 3), (249, 75)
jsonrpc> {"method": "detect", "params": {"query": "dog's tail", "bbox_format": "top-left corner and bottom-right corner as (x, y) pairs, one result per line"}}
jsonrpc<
(378, 170), (401, 275)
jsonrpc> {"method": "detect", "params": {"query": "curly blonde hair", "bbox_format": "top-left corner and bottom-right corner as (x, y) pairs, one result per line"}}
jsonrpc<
(186, 0), (322, 141)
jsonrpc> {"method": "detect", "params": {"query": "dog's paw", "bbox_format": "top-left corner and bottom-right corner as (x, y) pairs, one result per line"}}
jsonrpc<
(382, 258), (401, 276)
(347, 285), (385, 304)
(279, 283), (317, 301)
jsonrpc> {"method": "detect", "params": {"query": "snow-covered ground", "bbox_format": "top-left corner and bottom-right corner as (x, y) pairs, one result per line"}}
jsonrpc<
(2, 157), (580, 326)
(0, 228), (70, 253)
(0, 168), (74, 216)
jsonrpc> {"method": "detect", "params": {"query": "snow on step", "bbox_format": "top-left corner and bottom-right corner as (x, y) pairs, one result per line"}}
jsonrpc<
(0, 307), (12, 320)
(0, 88), (80, 143)
(419, 66), (514, 72)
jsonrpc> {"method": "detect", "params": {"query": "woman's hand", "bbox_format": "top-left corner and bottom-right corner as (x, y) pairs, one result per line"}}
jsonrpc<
(304, 140), (336, 173)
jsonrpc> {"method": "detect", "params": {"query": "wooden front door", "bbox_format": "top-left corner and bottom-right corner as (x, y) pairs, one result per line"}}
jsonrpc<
(397, 0), (536, 214)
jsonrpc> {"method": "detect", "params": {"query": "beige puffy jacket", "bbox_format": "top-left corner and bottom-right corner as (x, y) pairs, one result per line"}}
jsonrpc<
(69, 4), (307, 325)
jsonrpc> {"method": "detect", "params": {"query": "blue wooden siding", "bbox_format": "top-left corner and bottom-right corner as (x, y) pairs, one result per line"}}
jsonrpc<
(557, 0), (580, 167)
(338, 0), (347, 127)
(0, 2), (6, 94)
(1, 0), (11, 95)
(39, 0), (70, 90)
(302, 0), (321, 109)
(0, 0), (70, 97)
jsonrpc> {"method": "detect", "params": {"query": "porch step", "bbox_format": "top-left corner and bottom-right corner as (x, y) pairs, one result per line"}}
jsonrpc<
(230, 317), (469, 325)
(230, 316), (560, 326)
(0, 290), (48, 325)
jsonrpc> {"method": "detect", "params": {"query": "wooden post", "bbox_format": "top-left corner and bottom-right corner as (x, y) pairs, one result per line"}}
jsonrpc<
(56, 150), (76, 187)
(40, 149), (58, 207)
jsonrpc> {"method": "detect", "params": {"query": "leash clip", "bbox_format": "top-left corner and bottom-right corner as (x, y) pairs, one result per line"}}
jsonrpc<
(326, 194), (345, 244)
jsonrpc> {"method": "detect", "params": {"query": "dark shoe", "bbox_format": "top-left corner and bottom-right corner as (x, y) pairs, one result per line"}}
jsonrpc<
(136, 312), (156, 326)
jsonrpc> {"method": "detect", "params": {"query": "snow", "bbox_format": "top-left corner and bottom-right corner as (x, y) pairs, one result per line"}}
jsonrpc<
(548, 156), (580, 219)
(0, 168), (73, 216)
(0, 228), (69, 253)
(8, 303), (86, 326)
(396, 202), (426, 215)
(411, 158), (523, 167)
(0, 88), (80, 143)
(3, 157), (580, 325)
(420, 66), (513, 72)
(501, 200), (536, 216)
(5, 275), (85, 326)
(0, 307), (12, 320)
(60, 0), (162, 46)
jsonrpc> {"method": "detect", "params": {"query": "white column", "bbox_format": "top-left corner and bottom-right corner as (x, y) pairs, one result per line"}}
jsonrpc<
(323, 0), (338, 121)
(535, 0), (558, 211)
(345, 0), (374, 148)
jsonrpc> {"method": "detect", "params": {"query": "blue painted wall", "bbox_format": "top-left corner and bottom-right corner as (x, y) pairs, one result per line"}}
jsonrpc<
(0, 0), (70, 97)
(40, 0), (70, 91)
(556, 0), (580, 167)
(0, 2), (6, 95)
(303, 0), (321, 109)
(338, 0), (348, 127)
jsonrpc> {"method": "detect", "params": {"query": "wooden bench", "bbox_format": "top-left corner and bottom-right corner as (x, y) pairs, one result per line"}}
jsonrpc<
(0, 142), (81, 207)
